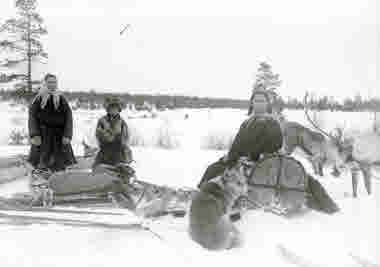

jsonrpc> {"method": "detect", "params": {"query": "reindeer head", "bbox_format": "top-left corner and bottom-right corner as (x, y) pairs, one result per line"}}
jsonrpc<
(304, 93), (353, 177)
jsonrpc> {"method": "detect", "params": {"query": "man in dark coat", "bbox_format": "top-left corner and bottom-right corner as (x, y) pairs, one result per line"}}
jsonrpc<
(92, 96), (132, 169)
(28, 73), (77, 172)
(198, 89), (283, 188)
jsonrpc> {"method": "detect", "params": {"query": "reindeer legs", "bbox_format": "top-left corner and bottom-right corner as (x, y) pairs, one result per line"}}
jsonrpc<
(360, 163), (372, 195)
(351, 170), (358, 198)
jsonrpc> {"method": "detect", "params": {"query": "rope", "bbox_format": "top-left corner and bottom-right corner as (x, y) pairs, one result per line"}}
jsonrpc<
(133, 183), (146, 208)
(274, 156), (283, 198)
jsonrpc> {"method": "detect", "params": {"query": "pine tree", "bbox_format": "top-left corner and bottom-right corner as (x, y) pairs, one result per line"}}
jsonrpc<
(0, 0), (48, 101)
(253, 62), (282, 92)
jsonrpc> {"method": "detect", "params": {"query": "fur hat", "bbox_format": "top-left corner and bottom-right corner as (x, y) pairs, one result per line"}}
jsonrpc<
(104, 96), (124, 112)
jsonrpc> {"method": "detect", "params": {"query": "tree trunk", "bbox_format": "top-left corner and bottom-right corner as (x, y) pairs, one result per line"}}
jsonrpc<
(27, 13), (32, 93)
(374, 112), (377, 133)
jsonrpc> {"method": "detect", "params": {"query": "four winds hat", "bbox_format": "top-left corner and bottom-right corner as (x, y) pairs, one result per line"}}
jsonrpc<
(103, 96), (124, 112)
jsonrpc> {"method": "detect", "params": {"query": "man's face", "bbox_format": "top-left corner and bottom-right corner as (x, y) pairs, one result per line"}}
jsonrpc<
(45, 77), (57, 91)
(252, 94), (268, 114)
(108, 105), (120, 116)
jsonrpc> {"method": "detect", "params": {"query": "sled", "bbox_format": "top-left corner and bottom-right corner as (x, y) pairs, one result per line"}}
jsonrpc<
(245, 155), (309, 214)
(243, 155), (339, 215)
(5, 163), (197, 219)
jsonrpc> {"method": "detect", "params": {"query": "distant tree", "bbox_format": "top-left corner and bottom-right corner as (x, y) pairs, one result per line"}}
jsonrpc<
(0, 0), (48, 101)
(252, 62), (282, 92)
(354, 93), (363, 110)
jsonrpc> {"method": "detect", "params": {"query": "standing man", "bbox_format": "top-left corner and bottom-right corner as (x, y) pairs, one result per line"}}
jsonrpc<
(28, 73), (77, 172)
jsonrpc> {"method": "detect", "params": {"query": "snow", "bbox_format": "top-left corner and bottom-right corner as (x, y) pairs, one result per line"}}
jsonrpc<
(0, 102), (378, 267)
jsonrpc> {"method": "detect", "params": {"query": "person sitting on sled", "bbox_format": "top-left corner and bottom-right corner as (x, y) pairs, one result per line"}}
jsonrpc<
(199, 89), (339, 215)
(198, 89), (283, 188)
(28, 73), (77, 173)
(92, 96), (133, 169)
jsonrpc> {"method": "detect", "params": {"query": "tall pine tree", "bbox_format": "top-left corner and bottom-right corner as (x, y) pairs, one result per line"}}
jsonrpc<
(252, 62), (282, 92)
(0, 0), (47, 101)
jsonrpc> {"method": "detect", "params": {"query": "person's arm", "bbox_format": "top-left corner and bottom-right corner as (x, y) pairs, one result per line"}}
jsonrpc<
(28, 96), (41, 138)
(121, 120), (129, 146)
(96, 118), (114, 143)
(62, 96), (73, 140)
(227, 119), (250, 163)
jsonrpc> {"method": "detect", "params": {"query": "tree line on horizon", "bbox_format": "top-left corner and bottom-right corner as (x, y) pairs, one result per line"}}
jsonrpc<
(0, 87), (379, 112)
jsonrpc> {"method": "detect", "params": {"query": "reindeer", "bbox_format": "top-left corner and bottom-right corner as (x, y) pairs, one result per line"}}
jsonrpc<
(293, 93), (375, 197)
(281, 120), (346, 177)
(281, 94), (356, 178)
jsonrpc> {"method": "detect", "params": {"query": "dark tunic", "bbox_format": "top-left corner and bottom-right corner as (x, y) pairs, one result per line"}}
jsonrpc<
(198, 114), (283, 187)
(28, 95), (77, 172)
(93, 114), (131, 168)
(227, 115), (283, 162)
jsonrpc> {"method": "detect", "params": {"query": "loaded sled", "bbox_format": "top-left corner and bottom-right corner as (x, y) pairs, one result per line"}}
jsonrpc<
(8, 162), (196, 219)
(200, 154), (340, 216)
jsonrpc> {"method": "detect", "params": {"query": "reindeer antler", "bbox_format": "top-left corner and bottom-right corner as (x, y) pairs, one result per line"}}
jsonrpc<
(303, 92), (341, 145)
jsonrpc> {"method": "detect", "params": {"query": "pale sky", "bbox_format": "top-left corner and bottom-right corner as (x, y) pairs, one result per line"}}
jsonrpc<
(0, 0), (378, 100)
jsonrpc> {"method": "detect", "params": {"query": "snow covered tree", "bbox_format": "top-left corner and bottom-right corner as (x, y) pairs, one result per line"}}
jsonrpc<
(253, 61), (282, 92)
(0, 0), (48, 100)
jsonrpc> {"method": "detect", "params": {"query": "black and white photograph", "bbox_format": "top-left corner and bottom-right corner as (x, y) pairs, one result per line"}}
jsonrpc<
(0, 0), (378, 266)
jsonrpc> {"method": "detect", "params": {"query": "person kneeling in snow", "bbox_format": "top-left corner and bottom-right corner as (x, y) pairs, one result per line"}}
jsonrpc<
(92, 96), (133, 169)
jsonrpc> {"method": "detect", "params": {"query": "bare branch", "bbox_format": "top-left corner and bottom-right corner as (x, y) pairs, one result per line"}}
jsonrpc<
(0, 40), (27, 53)
(0, 58), (28, 67)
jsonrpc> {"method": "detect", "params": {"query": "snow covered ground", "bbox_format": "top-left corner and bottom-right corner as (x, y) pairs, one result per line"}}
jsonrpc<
(0, 102), (378, 267)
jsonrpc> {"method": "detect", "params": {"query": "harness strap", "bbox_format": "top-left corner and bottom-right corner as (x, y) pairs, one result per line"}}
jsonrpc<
(298, 132), (314, 156)
(248, 181), (307, 193)
(275, 157), (283, 198)
(134, 185), (146, 208)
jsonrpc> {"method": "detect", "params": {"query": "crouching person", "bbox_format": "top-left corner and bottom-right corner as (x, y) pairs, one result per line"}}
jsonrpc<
(189, 164), (248, 250)
(93, 96), (133, 169)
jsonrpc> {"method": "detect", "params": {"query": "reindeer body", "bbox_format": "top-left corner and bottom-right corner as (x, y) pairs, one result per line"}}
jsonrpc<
(300, 92), (375, 197)
(281, 120), (346, 176)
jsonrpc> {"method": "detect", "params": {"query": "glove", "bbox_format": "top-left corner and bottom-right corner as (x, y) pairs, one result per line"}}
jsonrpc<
(31, 136), (42, 146)
(62, 137), (71, 145)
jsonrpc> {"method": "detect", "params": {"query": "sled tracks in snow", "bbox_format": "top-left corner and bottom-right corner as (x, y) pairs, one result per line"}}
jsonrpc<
(277, 244), (380, 267)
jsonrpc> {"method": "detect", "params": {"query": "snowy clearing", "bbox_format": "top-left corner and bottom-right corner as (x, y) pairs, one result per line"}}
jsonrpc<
(0, 103), (378, 267)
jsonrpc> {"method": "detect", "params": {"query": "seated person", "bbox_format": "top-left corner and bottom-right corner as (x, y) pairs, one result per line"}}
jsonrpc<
(198, 89), (283, 188)
(92, 96), (133, 169)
